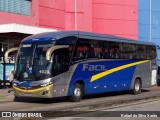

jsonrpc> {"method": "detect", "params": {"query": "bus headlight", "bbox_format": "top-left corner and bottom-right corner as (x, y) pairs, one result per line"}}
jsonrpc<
(13, 80), (19, 86)
(40, 82), (52, 87)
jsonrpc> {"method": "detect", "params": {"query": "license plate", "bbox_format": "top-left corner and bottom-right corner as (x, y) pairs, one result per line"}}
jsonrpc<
(24, 93), (32, 97)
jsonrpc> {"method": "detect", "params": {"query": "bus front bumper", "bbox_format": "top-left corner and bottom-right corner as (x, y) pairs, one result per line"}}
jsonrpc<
(13, 84), (54, 98)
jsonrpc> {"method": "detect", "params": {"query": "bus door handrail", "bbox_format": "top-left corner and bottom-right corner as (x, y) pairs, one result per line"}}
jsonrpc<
(46, 45), (69, 61)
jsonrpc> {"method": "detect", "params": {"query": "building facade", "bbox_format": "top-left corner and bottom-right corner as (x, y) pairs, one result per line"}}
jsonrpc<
(0, 0), (138, 54)
(138, 0), (160, 64)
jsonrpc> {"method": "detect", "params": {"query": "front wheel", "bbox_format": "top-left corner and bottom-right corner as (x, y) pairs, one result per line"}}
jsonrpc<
(69, 83), (84, 102)
(157, 80), (160, 86)
(132, 79), (141, 94)
(14, 96), (21, 102)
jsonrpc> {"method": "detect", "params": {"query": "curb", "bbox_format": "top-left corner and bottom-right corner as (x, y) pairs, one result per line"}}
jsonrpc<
(0, 89), (13, 103)
(0, 95), (13, 103)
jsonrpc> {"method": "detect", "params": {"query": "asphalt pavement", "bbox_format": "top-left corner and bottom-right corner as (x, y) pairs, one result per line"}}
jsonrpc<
(0, 87), (14, 103)
(51, 100), (160, 120)
(1, 86), (160, 119)
(0, 86), (160, 111)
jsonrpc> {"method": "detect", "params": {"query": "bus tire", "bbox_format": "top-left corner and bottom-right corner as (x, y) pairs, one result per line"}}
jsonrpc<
(40, 98), (52, 103)
(132, 79), (141, 94)
(69, 83), (83, 102)
(157, 81), (160, 86)
(14, 96), (21, 102)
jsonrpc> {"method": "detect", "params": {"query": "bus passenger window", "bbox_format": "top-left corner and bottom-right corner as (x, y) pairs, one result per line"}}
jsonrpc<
(53, 54), (63, 75)
(75, 46), (90, 59)
(137, 45), (146, 60)
(115, 48), (120, 58)
(103, 49), (109, 59)
(121, 43), (136, 59)
(146, 46), (156, 60)
(109, 49), (115, 58)
(92, 40), (104, 59)
(73, 39), (92, 61)
(108, 42), (120, 59)
(52, 48), (69, 76)
(94, 48), (102, 58)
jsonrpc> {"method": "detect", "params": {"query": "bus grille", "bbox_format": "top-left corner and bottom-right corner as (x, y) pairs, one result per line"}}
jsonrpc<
(16, 86), (41, 90)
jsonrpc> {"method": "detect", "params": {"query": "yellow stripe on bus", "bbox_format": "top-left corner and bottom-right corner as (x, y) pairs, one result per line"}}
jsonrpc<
(90, 60), (149, 82)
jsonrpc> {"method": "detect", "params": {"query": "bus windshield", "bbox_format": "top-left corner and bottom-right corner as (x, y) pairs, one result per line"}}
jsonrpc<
(14, 43), (54, 81)
(14, 36), (77, 81)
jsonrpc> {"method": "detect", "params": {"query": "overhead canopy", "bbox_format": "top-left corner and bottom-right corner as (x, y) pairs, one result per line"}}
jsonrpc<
(0, 23), (57, 34)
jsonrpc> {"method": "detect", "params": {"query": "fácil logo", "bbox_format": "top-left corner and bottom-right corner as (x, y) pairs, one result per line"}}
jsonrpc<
(82, 64), (107, 71)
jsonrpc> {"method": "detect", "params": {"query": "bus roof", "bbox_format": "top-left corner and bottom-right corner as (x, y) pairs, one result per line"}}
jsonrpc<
(22, 31), (156, 46)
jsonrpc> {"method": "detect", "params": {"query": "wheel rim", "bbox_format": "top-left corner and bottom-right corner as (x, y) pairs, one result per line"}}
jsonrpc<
(135, 82), (140, 92)
(74, 88), (81, 98)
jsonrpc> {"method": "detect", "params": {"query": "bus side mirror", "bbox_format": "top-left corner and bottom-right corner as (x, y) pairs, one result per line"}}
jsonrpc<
(46, 45), (69, 61)
(4, 47), (18, 63)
